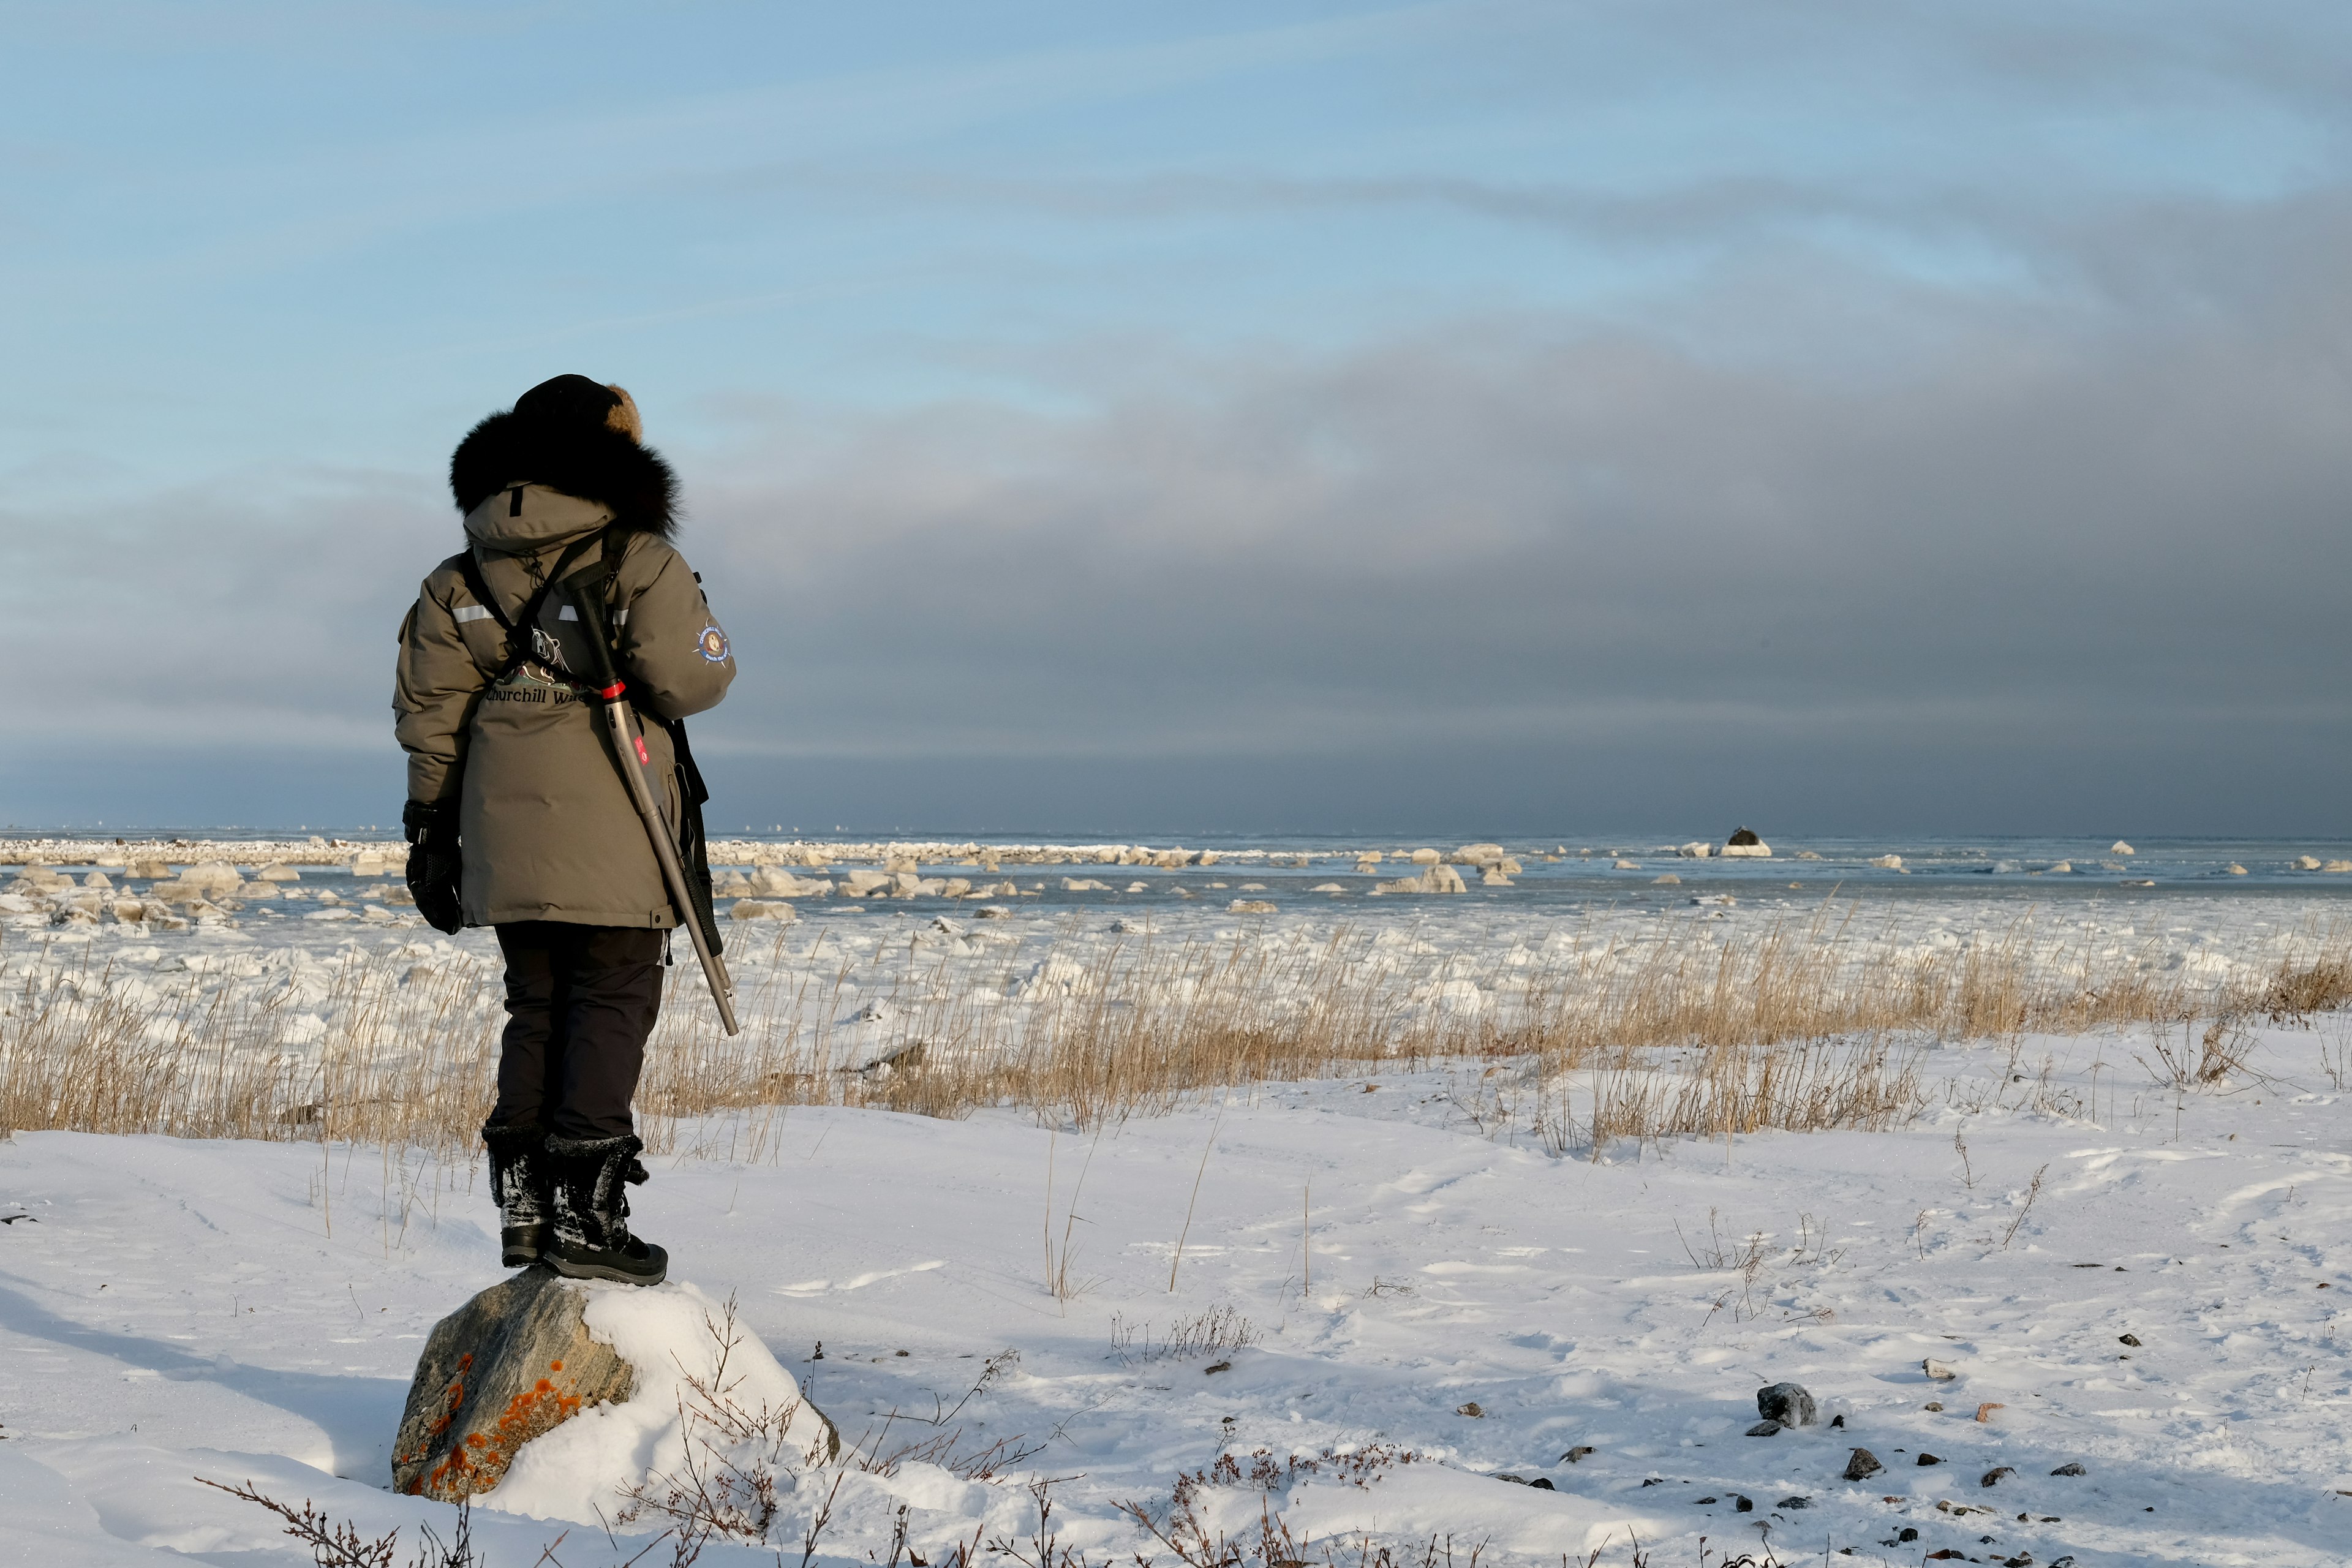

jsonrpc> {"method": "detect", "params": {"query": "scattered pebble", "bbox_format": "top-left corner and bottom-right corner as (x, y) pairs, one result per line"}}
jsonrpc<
(1844, 1449), (1884, 1480)
(1757, 1381), (1817, 1427)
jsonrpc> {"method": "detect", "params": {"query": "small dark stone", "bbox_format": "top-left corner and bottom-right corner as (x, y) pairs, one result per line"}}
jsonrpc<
(1495, 1473), (1528, 1485)
(1640, 1477), (1664, 1487)
(1778, 1496), (1812, 1509)
(1898, 1528), (1919, 1542)
(1981, 1466), (2016, 1487)
(1695, 1496), (1719, 1505)
(1842, 1447), (1883, 1481)
(2049, 1461), (2086, 1477)
(1455, 1401), (1485, 1418)
(2117, 1333), (2141, 1346)
(1747, 1420), (1783, 1437)
(1529, 1477), (1555, 1490)
(1734, 1494), (1754, 1512)
(1830, 1412), (1846, 1427)
(1728, 827), (1763, 846)
(1757, 1381), (1817, 1427)
(1561, 1446), (1596, 1463)
(1917, 1452), (1943, 1466)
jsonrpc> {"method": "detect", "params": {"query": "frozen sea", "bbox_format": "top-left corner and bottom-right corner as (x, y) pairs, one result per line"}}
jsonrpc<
(7, 831), (2351, 1050)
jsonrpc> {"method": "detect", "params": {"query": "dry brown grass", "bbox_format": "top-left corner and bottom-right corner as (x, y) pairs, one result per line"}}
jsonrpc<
(4, 908), (2346, 1158)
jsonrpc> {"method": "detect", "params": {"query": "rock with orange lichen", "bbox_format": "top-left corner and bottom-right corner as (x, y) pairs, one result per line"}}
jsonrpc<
(391, 1267), (635, 1499)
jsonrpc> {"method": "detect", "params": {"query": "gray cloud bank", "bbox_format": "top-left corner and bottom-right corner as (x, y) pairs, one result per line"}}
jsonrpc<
(7, 190), (2351, 834)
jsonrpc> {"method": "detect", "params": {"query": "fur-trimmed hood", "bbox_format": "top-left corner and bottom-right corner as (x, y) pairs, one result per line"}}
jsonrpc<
(448, 410), (679, 538)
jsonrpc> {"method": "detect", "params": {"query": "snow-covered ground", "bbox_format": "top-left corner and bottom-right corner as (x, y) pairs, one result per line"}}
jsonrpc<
(6, 1021), (2351, 1566)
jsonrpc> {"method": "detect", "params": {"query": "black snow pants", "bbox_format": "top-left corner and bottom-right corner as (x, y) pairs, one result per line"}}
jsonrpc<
(488, 921), (664, 1141)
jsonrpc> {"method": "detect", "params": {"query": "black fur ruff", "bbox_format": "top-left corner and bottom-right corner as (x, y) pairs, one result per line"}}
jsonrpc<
(449, 412), (679, 538)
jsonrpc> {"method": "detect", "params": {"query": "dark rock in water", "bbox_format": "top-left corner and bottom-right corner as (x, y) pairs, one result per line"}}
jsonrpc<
(1734, 1494), (1754, 1512)
(1842, 1448), (1883, 1481)
(1981, 1466), (2015, 1487)
(1917, 1452), (1943, 1466)
(393, 1268), (634, 1499)
(2049, 1461), (2087, 1477)
(1747, 1420), (1783, 1437)
(1529, 1477), (1555, 1490)
(1727, 827), (1763, 847)
(1757, 1381), (1816, 1427)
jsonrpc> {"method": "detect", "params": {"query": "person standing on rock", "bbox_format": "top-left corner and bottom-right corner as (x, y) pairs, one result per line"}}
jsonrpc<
(394, 376), (736, 1287)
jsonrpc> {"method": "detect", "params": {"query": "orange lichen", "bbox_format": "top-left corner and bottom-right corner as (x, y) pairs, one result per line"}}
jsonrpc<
(415, 1362), (605, 1499)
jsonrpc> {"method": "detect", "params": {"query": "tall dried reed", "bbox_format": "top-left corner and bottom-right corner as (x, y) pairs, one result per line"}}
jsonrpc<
(3, 907), (2345, 1157)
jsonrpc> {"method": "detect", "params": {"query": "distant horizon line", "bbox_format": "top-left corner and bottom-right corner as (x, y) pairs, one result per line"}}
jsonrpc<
(2, 825), (2347, 848)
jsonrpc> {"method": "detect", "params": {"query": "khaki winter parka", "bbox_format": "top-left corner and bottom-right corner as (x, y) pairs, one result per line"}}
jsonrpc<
(394, 412), (734, 929)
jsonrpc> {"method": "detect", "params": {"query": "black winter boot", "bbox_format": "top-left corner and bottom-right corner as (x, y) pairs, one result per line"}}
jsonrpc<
(545, 1133), (668, 1286)
(481, 1122), (551, 1268)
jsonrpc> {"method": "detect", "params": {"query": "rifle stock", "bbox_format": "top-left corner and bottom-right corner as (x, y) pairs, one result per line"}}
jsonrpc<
(567, 584), (741, 1035)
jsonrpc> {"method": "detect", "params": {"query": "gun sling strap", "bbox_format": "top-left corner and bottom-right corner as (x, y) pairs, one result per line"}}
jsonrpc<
(455, 526), (725, 957)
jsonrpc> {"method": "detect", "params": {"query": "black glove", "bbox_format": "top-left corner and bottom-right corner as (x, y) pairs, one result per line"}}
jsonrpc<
(401, 799), (465, 935)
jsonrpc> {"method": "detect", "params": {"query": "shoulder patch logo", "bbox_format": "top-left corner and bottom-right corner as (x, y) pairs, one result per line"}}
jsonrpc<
(698, 625), (731, 663)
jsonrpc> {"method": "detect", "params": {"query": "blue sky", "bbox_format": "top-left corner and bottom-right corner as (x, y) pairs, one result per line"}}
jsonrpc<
(4, 2), (2350, 832)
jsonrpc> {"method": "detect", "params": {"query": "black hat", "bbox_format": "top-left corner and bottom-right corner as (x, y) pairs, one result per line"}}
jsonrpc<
(512, 375), (642, 442)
